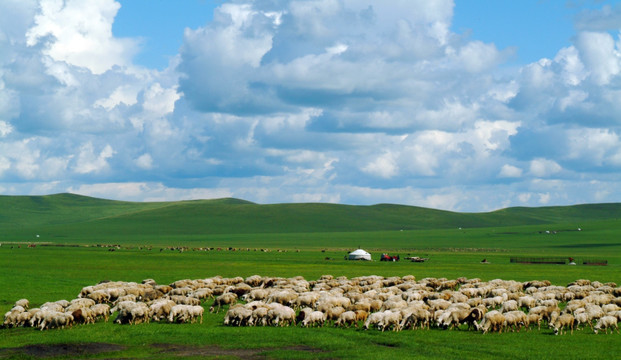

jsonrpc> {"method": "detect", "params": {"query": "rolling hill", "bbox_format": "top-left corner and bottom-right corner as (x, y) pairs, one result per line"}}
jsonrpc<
(1, 193), (620, 238)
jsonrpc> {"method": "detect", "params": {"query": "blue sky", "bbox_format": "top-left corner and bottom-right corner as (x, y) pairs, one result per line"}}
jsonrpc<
(1, 0), (621, 211)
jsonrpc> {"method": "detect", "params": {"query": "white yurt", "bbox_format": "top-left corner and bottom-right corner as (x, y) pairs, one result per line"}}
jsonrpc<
(348, 249), (372, 261)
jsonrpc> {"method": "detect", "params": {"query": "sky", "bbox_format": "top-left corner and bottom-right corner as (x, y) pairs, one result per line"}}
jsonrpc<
(1, 0), (621, 212)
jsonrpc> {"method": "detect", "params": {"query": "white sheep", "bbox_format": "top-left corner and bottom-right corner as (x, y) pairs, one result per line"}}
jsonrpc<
(593, 316), (619, 334)
(302, 311), (326, 327)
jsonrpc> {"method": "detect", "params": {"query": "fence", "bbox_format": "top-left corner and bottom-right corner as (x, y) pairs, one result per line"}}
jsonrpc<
(509, 257), (607, 265)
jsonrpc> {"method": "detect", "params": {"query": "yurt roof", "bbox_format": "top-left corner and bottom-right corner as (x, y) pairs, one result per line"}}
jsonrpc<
(349, 249), (370, 255)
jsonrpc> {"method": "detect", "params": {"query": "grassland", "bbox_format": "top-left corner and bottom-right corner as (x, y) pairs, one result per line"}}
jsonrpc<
(1, 194), (620, 359)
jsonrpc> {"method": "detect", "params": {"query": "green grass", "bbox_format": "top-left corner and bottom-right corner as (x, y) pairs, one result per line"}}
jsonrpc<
(1, 194), (620, 359)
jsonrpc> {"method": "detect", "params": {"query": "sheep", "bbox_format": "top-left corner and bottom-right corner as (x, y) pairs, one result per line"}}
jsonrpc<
(169, 286), (193, 296)
(169, 295), (201, 306)
(503, 311), (528, 332)
(70, 298), (96, 309)
(248, 306), (270, 326)
(267, 304), (296, 327)
(90, 304), (110, 322)
(71, 307), (96, 324)
(302, 311), (326, 327)
(150, 299), (177, 321)
(573, 311), (591, 331)
(377, 310), (402, 332)
(400, 307), (431, 330)
(477, 310), (505, 334)
(43, 312), (74, 330)
(40, 302), (64, 313)
(593, 316), (619, 334)
(209, 293), (237, 313)
(462, 307), (486, 330)
(223, 305), (252, 326)
(3, 308), (25, 328)
(517, 296), (536, 310)
(14, 299), (29, 310)
(334, 311), (357, 328)
(363, 312), (384, 330)
(551, 313), (575, 335)
(86, 290), (110, 304)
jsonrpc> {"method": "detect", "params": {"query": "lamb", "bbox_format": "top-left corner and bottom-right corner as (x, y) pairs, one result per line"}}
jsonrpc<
(593, 316), (619, 334)
(551, 313), (574, 335)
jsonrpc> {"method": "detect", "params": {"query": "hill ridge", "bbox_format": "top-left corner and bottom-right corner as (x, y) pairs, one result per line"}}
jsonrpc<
(1, 193), (620, 237)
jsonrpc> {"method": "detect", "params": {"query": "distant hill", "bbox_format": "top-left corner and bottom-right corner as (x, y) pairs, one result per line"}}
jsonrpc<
(1, 193), (619, 237)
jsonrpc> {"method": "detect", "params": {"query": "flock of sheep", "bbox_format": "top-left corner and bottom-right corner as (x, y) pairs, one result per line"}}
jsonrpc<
(3, 275), (621, 335)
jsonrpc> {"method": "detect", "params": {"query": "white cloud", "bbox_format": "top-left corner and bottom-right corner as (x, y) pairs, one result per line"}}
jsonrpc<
(142, 83), (180, 116)
(73, 142), (115, 174)
(94, 85), (139, 110)
(135, 153), (153, 170)
(362, 152), (398, 179)
(455, 41), (504, 73)
(499, 164), (522, 178)
(529, 158), (562, 177)
(574, 31), (621, 85)
(26, 0), (138, 75)
(0, 120), (13, 137)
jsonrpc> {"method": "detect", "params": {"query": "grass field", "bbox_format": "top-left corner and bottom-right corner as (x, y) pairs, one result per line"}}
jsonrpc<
(1, 194), (620, 359)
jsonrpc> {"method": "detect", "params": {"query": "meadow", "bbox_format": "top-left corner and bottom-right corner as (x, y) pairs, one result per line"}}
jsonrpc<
(1, 194), (620, 359)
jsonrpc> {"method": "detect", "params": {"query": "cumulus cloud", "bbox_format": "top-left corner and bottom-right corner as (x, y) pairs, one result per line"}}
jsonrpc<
(26, 0), (138, 75)
(2, 0), (621, 211)
(73, 142), (115, 174)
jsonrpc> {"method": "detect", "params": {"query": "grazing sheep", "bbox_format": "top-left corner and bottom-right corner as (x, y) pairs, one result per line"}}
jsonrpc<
(477, 310), (505, 334)
(503, 311), (527, 332)
(302, 311), (326, 327)
(14, 299), (29, 310)
(267, 304), (296, 327)
(593, 316), (619, 334)
(223, 305), (252, 326)
(551, 313), (575, 335)
(378, 310), (402, 332)
(209, 293), (238, 313)
(334, 311), (357, 328)
(90, 304), (110, 322)
(363, 312), (384, 330)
